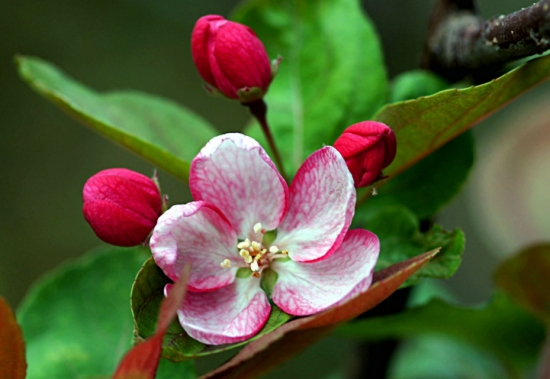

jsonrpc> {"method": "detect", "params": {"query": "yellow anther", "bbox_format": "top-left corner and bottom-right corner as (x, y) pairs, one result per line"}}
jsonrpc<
(237, 239), (251, 249)
(220, 259), (232, 268)
(253, 223), (262, 233)
(269, 246), (279, 254)
(251, 261), (260, 272)
(239, 249), (253, 263)
(251, 241), (262, 251)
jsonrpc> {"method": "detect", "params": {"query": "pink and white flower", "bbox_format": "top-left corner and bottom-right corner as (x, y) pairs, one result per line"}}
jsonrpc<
(150, 134), (379, 345)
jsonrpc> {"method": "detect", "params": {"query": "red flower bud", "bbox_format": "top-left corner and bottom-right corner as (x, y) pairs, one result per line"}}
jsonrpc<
(334, 121), (397, 188)
(191, 15), (275, 103)
(83, 168), (162, 247)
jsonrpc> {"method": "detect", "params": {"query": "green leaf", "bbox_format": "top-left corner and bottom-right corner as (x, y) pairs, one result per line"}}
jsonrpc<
(359, 70), (474, 219)
(377, 54), (550, 177)
(337, 293), (545, 371)
(358, 205), (464, 285)
(494, 243), (550, 324)
(367, 130), (475, 219)
(389, 335), (510, 379)
(234, 0), (387, 174)
(16, 56), (217, 181)
(368, 70), (474, 219)
(389, 70), (449, 103)
(131, 258), (292, 361)
(16, 245), (195, 379)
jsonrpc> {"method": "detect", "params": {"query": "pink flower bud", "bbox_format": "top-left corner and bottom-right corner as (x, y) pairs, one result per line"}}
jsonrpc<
(334, 121), (397, 188)
(191, 15), (274, 103)
(83, 168), (162, 247)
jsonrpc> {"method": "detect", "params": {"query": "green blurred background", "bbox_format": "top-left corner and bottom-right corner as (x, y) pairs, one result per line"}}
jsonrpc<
(2, 0), (550, 377)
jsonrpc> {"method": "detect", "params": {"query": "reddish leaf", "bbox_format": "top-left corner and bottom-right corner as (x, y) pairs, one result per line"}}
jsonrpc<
(494, 244), (550, 324)
(113, 334), (164, 379)
(201, 249), (439, 379)
(113, 265), (190, 378)
(0, 298), (26, 379)
(297, 248), (440, 329)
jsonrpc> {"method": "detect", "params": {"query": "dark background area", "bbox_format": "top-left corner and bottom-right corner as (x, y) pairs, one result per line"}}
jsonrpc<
(2, 0), (549, 377)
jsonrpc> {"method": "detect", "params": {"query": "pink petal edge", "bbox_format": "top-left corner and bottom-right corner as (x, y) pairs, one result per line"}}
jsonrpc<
(150, 201), (239, 292)
(274, 146), (356, 262)
(189, 134), (288, 239)
(271, 229), (379, 316)
(166, 277), (271, 345)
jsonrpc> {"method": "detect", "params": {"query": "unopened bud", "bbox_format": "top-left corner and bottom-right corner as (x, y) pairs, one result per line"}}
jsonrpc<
(82, 168), (162, 246)
(191, 15), (275, 103)
(334, 121), (397, 188)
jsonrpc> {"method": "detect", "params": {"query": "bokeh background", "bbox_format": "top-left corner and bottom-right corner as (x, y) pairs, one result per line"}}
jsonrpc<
(2, 0), (549, 377)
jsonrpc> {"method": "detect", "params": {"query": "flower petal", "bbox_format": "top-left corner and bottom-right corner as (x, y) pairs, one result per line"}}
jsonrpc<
(275, 146), (355, 262)
(190, 134), (288, 238)
(191, 15), (225, 88)
(150, 201), (239, 292)
(214, 21), (273, 95)
(271, 229), (379, 316)
(167, 278), (271, 345)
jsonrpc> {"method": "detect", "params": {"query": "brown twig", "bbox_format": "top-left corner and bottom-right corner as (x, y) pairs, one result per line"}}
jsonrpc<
(423, 0), (550, 81)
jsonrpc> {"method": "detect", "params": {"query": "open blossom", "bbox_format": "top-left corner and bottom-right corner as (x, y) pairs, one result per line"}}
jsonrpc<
(334, 121), (397, 188)
(191, 15), (275, 103)
(150, 134), (379, 345)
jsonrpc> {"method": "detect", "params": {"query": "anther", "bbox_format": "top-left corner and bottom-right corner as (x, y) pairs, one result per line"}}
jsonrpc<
(239, 249), (253, 263)
(269, 246), (279, 254)
(220, 259), (232, 268)
(251, 260), (260, 272)
(253, 223), (262, 233)
(237, 239), (251, 249)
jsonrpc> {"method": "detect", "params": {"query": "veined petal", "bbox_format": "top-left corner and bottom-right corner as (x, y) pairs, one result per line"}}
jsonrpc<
(190, 134), (288, 238)
(150, 201), (239, 292)
(271, 229), (379, 316)
(167, 277), (271, 345)
(275, 146), (355, 262)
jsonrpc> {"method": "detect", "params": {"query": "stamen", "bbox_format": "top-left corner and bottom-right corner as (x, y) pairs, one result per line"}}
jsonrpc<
(269, 246), (279, 254)
(251, 260), (260, 272)
(253, 223), (262, 233)
(239, 249), (253, 263)
(251, 241), (262, 252)
(237, 239), (251, 249)
(220, 259), (232, 268)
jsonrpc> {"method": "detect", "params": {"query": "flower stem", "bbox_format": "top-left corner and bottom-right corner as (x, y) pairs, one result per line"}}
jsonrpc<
(355, 189), (373, 209)
(246, 99), (287, 179)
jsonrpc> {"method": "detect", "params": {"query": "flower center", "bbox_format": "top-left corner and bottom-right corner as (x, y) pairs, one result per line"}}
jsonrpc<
(220, 222), (288, 277)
